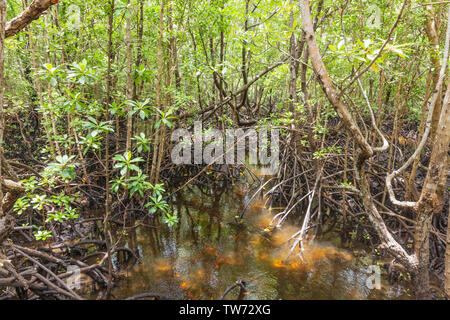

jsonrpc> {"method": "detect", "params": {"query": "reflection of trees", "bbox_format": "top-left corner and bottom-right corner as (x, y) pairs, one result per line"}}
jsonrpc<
(125, 215), (138, 259)
(173, 182), (230, 245)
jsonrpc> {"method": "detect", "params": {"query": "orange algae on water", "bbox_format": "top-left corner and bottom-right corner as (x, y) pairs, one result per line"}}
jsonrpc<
(254, 233), (353, 274)
(270, 225), (299, 246)
(153, 257), (172, 273)
(255, 211), (275, 229)
(180, 280), (191, 289)
(204, 246), (218, 257)
(250, 200), (267, 211)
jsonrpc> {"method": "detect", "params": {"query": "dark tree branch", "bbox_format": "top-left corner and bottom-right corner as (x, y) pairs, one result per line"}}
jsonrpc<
(179, 59), (286, 120)
(5, 0), (59, 38)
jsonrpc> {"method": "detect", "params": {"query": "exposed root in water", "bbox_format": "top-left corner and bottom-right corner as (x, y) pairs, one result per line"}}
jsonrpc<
(220, 279), (248, 300)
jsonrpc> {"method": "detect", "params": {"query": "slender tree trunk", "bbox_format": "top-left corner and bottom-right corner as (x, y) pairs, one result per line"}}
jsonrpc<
(288, 3), (298, 115)
(44, 15), (61, 157)
(300, 0), (418, 274)
(103, 0), (115, 300)
(445, 205), (450, 298)
(150, 0), (165, 184)
(133, 0), (144, 101)
(133, 0), (144, 143)
(125, 0), (134, 165)
(407, 70), (433, 201)
(24, 3), (56, 158)
(0, 0), (18, 254)
(0, 0), (5, 220)
(414, 78), (450, 299)
(408, 8), (445, 200)
(425, 6), (444, 143)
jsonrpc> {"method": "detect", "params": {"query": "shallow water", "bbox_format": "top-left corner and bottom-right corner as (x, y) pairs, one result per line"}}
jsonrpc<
(104, 178), (412, 300)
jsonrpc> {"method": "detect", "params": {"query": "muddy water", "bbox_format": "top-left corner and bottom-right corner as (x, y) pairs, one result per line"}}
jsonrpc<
(107, 177), (413, 300)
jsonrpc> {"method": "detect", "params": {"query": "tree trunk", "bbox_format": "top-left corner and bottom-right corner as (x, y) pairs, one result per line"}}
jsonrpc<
(125, 0), (134, 169)
(150, 0), (165, 184)
(133, 0), (144, 101)
(0, 0), (5, 221)
(300, 0), (418, 274)
(103, 0), (116, 300)
(424, 6), (444, 142)
(445, 205), (450, 298)
(414, 75), (450, 299)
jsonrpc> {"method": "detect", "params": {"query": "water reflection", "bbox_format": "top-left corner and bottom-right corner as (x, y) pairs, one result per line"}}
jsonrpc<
(109, 180), (411, 300)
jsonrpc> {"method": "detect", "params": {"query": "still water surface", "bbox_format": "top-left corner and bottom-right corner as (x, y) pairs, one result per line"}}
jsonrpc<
(105, 178), (412, 300)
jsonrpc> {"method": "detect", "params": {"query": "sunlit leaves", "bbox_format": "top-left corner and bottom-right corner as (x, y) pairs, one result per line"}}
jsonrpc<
(162, 213), (179, 227)
(133, 132), (152, 153)
(154, 107), (176, 130)
(82, 116), (114, 137)
(38, 63), (61, 87)
(66, 59), (99, 85)
(113, 151), (144, 176)
(33, 229), (52, 241)
(145, 194), (169, 215)
(126, 99), (152, 120)
(13, 197), (31, 215)
(46, 155), (79, 181)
